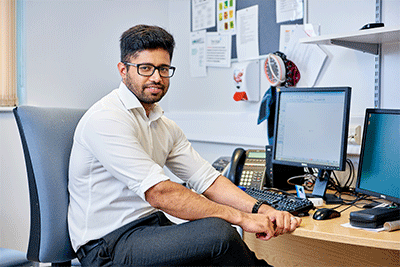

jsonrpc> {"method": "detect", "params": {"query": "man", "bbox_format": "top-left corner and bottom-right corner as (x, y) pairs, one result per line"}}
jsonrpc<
(68, 24), (301, 266)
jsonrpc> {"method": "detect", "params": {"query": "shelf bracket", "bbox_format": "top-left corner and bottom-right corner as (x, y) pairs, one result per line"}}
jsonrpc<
(374, 0), (382, 108)
(330, 40), (379, 55)
(374, 45), (382, 108)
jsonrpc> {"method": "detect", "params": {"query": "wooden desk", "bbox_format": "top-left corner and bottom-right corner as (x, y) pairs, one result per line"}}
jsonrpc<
(243, 204), (400, 266)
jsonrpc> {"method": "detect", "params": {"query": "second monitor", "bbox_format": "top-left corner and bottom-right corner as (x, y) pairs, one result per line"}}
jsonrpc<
(272, 87), (351, 203)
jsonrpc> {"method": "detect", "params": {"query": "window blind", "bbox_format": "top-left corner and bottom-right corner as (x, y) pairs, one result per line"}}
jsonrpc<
(0, 0), (18, 106)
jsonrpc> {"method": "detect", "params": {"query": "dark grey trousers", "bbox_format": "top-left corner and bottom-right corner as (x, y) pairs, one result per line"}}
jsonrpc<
(78, 211), (271, 266)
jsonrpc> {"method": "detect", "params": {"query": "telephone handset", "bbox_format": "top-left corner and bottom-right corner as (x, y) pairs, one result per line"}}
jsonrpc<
(226, 148), (266, 190)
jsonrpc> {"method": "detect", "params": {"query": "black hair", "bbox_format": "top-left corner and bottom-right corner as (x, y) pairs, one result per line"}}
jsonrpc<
(120, 24), (175, 63)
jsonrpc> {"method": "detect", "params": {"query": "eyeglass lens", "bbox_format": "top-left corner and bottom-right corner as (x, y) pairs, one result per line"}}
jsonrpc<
(138, 64), (174, 77)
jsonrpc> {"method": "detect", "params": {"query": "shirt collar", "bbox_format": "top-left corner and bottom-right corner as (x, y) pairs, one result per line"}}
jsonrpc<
(117, 81), (164, 120)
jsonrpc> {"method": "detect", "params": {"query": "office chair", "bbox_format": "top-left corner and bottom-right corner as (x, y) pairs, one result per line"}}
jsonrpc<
(0, 248), (36, 266)
(13, 106), (86, 266)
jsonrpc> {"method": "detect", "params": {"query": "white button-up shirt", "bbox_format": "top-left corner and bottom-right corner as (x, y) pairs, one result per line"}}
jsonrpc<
(68, 82), (220, 251)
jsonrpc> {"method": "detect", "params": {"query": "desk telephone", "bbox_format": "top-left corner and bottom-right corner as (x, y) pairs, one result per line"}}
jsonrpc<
(225, 148), (266, 190)
(222, 146), (305, 190)
(222, 148), (314, 216)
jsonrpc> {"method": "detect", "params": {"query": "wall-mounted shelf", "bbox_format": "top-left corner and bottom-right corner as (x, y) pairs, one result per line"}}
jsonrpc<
(300, 25), (400, 108)
(300, 25), (400, 55)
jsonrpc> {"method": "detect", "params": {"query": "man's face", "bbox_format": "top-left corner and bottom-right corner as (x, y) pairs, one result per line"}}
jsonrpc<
(119, 48), (171, 107)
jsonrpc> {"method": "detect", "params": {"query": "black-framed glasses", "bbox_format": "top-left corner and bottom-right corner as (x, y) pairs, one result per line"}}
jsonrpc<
(124, 62), (176, 78)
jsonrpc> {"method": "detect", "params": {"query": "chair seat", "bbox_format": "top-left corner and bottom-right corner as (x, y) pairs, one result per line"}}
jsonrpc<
(0, 248), (34, 267)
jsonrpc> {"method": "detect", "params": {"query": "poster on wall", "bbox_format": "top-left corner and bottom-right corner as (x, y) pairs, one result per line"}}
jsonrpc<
(217, 0), (236, 34)
(192, 0), (216, 32)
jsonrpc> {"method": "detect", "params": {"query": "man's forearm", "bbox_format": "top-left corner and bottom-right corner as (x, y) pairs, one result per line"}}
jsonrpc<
(203, 176), (301, 236)
(203, 175), (273, 213)
(145, 176), (298, 240)
(145, 179), (246, 226)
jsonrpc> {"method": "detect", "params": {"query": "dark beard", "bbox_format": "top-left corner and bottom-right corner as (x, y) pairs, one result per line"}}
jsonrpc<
(139, 82), (166, 104)
(125, 75), (167, 104)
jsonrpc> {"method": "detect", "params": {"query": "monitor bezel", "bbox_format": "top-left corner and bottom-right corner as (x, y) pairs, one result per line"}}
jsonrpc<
(272, 86), (351, 172)
(355, 108), (400, 205)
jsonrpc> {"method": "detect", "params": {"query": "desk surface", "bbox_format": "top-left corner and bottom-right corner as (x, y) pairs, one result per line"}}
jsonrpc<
(290, 203), (400, 250)
(243, 197), (400, 266)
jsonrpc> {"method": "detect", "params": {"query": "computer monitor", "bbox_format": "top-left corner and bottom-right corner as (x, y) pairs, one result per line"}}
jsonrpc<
(355, 109), (400, 205)
(272, 87), (351, 202)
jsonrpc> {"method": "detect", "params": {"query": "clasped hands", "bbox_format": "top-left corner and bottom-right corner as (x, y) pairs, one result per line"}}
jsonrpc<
(253, 207), (302, 241)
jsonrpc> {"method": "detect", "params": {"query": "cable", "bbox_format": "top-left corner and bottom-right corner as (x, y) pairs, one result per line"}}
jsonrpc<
(285, 172), (316, 191)
(284, 162), (357, 203)
(326, 159), (356, 195)
(331, 194), (368, 212)
(330, 171), (341, 190)
(343, 159), (355, 190)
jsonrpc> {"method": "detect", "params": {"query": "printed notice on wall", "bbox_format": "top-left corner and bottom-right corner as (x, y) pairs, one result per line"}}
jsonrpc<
(276, 0), (303, 23)
(217, 0), (236, 34)
(279, 24), (317, 52)
(206, 32), (232, 68)
(236, 5), (259, 62)
(190, 30), (207, 77)
(192, 0), (216, 32)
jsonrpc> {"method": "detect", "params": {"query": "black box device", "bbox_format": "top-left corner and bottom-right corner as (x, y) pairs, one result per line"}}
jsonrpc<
(349, 207), (400, 228)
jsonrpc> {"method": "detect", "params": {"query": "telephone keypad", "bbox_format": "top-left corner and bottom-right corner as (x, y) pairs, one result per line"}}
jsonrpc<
(239, 169), (265, 188)
(230, 149), (267, 190)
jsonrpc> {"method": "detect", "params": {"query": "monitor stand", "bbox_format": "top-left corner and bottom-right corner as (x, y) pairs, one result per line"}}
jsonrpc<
(311, 170), (343, 204)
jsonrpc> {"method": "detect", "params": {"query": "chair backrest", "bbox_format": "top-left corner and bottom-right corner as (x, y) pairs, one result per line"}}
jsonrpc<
(13, 106), (86, 264)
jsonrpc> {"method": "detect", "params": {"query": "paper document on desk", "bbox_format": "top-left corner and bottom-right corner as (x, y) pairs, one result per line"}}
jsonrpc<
(283, 25), (327, 87)
(341, 222), (385, 232)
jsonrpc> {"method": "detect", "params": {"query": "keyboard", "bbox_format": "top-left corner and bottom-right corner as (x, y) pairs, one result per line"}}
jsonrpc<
(245, 187), (315, 216)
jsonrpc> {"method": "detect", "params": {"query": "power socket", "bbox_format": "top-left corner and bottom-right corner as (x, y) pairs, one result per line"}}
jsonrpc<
(354, 125), (362, 145)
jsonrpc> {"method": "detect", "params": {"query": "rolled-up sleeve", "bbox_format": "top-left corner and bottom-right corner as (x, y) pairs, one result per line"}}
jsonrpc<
(164, 119), (221, 193)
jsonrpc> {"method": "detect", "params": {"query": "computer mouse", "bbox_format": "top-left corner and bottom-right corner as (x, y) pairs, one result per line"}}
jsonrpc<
(313, 208), (341, 220)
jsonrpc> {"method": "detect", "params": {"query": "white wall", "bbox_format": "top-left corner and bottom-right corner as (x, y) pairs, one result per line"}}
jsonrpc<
(166, 0), (268, 149)
(168, 0), (400, 158)
(166, 0), (400, 164)
(308, 0), (375, 117)
(1, 0), (400, 252)
(166, 0), (399, 152)
(381, 0), (400, 108)
(0, 111), (30, 252)
(308, 0), (400, 111)
(24, 0), (171, 108)
(0, 0), (171, 252)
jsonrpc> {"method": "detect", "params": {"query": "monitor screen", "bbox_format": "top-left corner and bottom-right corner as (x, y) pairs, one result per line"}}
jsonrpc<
(355, 109), (400, 205)
(272, 87), (351, 171)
